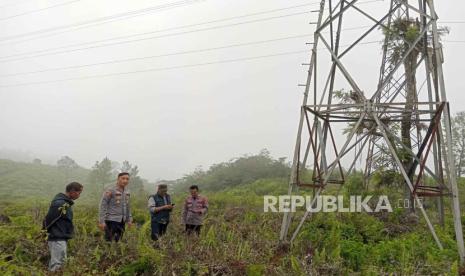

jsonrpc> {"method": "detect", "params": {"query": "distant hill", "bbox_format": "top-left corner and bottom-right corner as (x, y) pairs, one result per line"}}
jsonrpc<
(0, 159), (91, 201)
(0, 150), (290, 201)
(173, 149), (290, 193)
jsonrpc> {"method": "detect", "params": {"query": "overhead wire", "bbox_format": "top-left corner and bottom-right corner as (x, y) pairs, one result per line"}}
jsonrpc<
(0, 1), (318, 49)
(0, 0), (382, 46)
(0, 34), (313, 77)
(0, 10), (312, 63)
(0, 50), (310, 88)
(0, 25), (389, 78)
(0, 0), (460, 86)
(0, 0), (206, 43)
(0, 40), (387, 87)
(0, 0), (401, 60)
(0, 20), (382, 64)
(0, 0), (82, 22)
(6, 36), (463, 88)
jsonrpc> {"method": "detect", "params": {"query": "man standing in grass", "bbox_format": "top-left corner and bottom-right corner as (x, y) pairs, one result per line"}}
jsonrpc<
(182, 185), (208, 235)
(98, 172), (133, 242)
(148, 184), (174, 241)
(44, 182), (83, 272)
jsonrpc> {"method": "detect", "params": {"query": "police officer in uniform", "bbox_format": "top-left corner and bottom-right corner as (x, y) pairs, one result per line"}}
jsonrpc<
(98, 172), (133, 242)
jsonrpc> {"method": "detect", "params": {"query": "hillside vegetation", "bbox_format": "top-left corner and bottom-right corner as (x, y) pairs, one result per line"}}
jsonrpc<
(0, 152), (464, 275)
(0, 159), (90, 201)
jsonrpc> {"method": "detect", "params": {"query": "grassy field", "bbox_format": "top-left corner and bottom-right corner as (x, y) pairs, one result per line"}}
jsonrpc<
(0, 180), (463, 275)
(0, 157), (464, 275)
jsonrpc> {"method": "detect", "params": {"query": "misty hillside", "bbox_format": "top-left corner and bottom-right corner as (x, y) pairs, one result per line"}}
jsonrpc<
(0, 156), (150, 203)
(0, 150), (288, 204)
(0, 150), (289, 201)
(0, 159), (90, 201)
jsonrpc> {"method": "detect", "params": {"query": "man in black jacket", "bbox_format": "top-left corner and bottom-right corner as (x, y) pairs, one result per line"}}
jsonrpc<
(44, 182), (83, 272)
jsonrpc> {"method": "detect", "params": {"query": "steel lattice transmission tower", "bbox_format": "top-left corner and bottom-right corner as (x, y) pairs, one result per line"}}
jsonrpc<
(280, 0), (465, 264)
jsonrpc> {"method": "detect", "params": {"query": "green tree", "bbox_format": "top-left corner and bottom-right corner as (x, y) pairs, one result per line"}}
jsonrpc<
(88, 157), (113, 190)
(121, 160), (132, 173)
(57, 156), (79, 182)
(176, 149), (289, 191)
(452, 112), (465, 177)
(57, 156), (79, 170)
(383, 18), (423, 182)
(382, 19), (447, 175)
(32, 158), (42, 165)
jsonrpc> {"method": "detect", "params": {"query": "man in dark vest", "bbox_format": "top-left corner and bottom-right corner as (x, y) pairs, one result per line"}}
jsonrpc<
(148, 184), (173, 241)
(44, 182), (83, 272)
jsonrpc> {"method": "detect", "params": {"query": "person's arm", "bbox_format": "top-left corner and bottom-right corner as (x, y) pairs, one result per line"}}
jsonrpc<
(148, 196), (166, 213)
(44, 200), (66, 229)
(154, 205), (168, 212)
(148, 196), (156, 213)
(200, 197), (208, 215)
(98, 190), (111, 228)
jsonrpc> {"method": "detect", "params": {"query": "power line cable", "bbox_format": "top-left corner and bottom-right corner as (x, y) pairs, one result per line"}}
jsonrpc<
(0, 5), (319, 59)
(0, 33), (313, 77)
(0, 0), (387, 45)
(0, 0), (205, 43)
(0, 2), (316, 46)
(0, 0), (391, 59)
(0, 40), (386, 85)
(0, 10), (311, 63)
(0, 24), (381, 75)
(0, 50), (310, 88)
(0, 0), (82, 22)
(0, 2), (436, 64)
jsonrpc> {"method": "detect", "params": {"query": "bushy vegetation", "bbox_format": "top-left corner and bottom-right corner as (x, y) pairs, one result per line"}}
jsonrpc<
(174, 149), (290, 192)
(0, 153), (464, 275)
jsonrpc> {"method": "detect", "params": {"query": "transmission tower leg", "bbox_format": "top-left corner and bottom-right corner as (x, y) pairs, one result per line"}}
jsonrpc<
(427, 0), (465, 265)
(279, 0), (326, 242)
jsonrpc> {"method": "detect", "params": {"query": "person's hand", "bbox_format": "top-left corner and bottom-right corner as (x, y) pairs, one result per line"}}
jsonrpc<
(98, 223), (106, 231)
(127, 221), (133, 228)
(164, 204), (174, 210)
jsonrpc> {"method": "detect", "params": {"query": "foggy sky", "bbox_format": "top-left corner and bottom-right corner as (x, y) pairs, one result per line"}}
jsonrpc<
(0, 0), (464, 181)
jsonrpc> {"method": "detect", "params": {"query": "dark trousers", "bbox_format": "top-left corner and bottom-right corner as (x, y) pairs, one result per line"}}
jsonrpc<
(151, 221), (169, 241)
(104, 220), (125, 242)
(185, 224), (202, 235)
